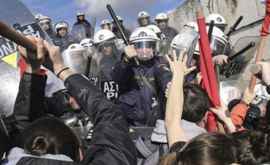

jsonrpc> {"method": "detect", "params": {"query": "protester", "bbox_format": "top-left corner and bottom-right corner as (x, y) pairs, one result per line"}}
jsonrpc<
(2, 2), (270, 165)
(3, 37), (137, 165)
(160, 48), (270, 165)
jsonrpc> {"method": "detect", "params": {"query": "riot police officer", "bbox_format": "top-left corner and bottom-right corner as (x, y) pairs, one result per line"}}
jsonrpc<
(53, 21), (76, 51)
(71, 12), (93, 42)
(37, 15), (56, 40)
(155, 12), (178, 43)
(137, 11), (151, 27)
(90, 29), (122, 101)
(112, 27), (172, 126)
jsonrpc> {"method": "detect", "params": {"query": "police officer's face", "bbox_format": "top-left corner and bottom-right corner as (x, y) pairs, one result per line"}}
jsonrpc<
(78, 15), (85, 21)
(134, 41), (155, 61)
(157, 20), (168, 29)
(100, 44), (113, 56)
(39, 21), (50, 31)
(140, 18), (149, 26)
(136, 48), (154, 61)
(101, 24), (112, 31)
(58, 28), (67, 37)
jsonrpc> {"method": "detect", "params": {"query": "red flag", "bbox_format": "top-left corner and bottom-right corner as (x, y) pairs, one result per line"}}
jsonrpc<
(261, 0), (270, 37)
(197, 10), (220, 132)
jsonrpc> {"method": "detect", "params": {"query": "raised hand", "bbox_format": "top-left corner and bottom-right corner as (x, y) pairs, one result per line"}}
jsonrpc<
(166, 49), (196, 78)
(18, 36), (45, 73)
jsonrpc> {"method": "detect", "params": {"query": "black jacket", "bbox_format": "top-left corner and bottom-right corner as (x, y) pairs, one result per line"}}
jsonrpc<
(6, 73), (137, 165)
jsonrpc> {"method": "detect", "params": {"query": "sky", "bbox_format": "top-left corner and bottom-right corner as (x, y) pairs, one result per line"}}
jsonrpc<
(21, 0), (184, 30)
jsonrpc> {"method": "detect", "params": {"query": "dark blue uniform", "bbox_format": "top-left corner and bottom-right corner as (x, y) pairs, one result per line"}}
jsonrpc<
(112, 56), (172, 126)
(53, 34), (76, 52)
(89, 51), (122, 101)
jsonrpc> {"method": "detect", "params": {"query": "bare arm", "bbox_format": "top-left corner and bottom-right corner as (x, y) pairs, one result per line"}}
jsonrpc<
(165, 50), (195, 147)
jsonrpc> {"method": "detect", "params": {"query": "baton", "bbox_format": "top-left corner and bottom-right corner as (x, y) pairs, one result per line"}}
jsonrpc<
(228, 41), (256, 61)
(227, 16), (244, 37)
(106, 4), (128, 45)
(106, 4), (140, 65)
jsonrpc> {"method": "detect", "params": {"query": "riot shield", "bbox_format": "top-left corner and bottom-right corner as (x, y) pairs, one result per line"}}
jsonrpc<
(0, 60), (20, 117)
(71, 24), (88, 42)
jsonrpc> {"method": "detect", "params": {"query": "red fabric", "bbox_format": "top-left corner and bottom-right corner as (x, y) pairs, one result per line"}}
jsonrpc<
(197, 17), (221, 132)
(261, 0), (270, 36)
(18, 57), (27, 76)
(18, 57), (46, 76)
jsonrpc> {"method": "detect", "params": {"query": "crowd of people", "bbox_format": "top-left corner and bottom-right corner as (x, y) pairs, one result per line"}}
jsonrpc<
(0, 6), (270, 165)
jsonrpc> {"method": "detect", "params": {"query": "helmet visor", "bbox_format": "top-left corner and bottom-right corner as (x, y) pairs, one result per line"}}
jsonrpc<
(134, 41), (156, 61)
(134, 41), (156, 49)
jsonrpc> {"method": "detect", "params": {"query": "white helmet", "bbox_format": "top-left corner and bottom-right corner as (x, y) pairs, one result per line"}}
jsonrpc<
(130, 27), (159, 61)
(55, 21), (68, 31)
(77, 12), (85, 17)
(184, 22), (199, 32)
(171, 26), (198, 62)
(38, 15), (51, 22)
(116, 16), (123, 22)
(130, 27), (159, 43)
(93, 29), (115, 44)
(100, 19), (111, 26)
(206, 13), (227, 27)
(80, 38), (94, 48)
(138, 11), (150, 19)
(194, 26), (229, 55)
(171, 28), (198, 50)
(155, 13), (169, 21)
(147, 25), (161, 35)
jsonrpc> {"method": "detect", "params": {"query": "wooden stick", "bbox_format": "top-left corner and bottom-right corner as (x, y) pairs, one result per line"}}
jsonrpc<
(0, 21), (37, 55)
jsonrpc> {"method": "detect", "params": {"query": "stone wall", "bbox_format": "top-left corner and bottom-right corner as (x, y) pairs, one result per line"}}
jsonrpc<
(168, 0), (265, 44)
(168, 0), (269, 89)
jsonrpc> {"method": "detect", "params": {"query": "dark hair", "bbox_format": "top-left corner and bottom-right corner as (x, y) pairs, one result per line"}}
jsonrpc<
(21, 117), (81, 161)
(228, 99), (241, 111)
(159, 133), (238, 165)
(231, 130), (270, 164)
(182, 84), (211, 123)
